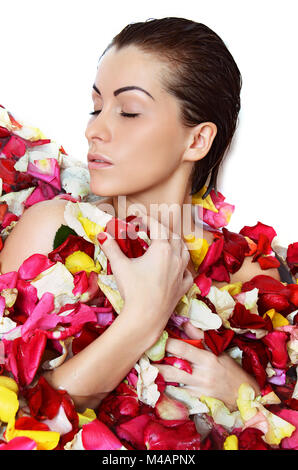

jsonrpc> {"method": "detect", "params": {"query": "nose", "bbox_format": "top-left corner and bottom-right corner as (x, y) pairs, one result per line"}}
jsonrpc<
(85, 108), (112, 144)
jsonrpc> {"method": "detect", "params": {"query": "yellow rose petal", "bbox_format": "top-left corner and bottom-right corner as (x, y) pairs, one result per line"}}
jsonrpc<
(192, 185), (219, 213)
(175, 284), (201, 317)
(263, 308), (275, 320)
(6, 418), (60, 450)
(236, 383), (258, 422)
(223, 435), (238, 450)
(220, 282), (243, 296)
(29, 126), (47, 140)
(78, 214), (104, 242)
(263, 308), (289, 328)
(184, 235), (209, 270)
(0, 376), (18, 394)
(272, 313), (289, 328)
(78, 408), (97, 427)
(258, 391), (281, 405)
(65, 250), (101, 275)
(200, 395), (239, 429)
(255, 407), (295, 446)
(97, 274), (124, 314)
(0, 386), (19, 423)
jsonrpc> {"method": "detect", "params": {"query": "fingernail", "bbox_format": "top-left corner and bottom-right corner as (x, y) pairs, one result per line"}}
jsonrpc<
(97, 232), (108, 245)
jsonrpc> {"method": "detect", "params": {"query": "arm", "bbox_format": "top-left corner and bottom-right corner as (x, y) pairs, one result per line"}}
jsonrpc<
(43, 304), (159, 412)
(0, 202), (192, 412)
(154, 336), (260, 411)
(154, 230), (280, 409)
(0, 199), (159, 410)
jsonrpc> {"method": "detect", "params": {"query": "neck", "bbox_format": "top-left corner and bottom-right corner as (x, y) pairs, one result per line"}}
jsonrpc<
(112, 164), (198, 239)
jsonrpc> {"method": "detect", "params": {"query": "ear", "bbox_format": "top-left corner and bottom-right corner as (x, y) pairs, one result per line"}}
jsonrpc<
(182, 122), (217, 163)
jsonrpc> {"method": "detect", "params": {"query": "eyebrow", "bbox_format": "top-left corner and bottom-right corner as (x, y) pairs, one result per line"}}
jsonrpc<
(92, 83), (155, 100)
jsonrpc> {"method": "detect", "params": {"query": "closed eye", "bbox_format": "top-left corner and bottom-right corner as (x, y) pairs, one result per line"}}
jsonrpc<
(89, 110), (140, 118)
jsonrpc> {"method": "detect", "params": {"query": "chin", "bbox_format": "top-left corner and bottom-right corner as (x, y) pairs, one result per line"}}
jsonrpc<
(89, 177), (114, 197)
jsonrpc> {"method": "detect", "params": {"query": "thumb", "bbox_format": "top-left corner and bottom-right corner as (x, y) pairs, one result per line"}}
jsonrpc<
(97, 231), (129, 274)
(183, 321), (204, 340)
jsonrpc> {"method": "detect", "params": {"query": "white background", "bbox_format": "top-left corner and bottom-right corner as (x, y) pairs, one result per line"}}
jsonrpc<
(1, 0), (297, 246)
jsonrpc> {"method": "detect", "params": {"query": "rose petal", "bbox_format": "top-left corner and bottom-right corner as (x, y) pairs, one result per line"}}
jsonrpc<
(81, 419), (124, 450)
(18, 254), (55, 281)
(0, 436), (37, 450)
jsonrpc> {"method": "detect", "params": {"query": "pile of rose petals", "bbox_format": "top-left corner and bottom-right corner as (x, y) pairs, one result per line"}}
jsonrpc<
(0, 105), (298, 451)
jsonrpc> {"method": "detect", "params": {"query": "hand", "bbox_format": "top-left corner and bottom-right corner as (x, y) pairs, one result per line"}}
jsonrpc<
(97, 211), (194, 335)
(155, 322), (260, 411)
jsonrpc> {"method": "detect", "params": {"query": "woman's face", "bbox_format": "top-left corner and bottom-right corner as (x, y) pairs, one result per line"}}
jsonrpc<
(85, 45), (192, 197)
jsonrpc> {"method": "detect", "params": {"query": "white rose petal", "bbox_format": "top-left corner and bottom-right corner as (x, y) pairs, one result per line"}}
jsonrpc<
(27, 142), (61, 164)
(13, 151), (29, 172)
(165, 385), (209, 415)
(60, 155), (88, 170)
(60, 166), (90, 199)
(42, 337), (73, 370)
(189, 298), (222, 331)
(0, 108), (12, 130)
(135, 355), (160, 407)
(64, 429), (84, 450)
(292, 366), (298, 399)
(97, 274), (123, 314)
(0, 187), (35, 216)
(64, 201), (113, 243)
(287, 310), (298, 325)
(30, 262), (77, 310)
(226, 346), (243, 365)
(43, 404), (73, 435)
(235, 288), (259, 314)
(0, 317), (19, 339)
(206, 286), (235, 322)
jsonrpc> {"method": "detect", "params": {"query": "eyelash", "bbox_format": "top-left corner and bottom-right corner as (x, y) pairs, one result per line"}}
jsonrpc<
(89, 110), (139, 118)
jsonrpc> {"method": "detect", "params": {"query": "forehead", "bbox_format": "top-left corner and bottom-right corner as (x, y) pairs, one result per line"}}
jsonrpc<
(94, 45), (168, 97)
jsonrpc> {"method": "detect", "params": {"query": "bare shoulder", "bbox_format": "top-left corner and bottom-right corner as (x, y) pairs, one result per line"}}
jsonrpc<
(212, 253), (281, 288)
(0, 197), (69, 275)
(201, 228), (281, 287)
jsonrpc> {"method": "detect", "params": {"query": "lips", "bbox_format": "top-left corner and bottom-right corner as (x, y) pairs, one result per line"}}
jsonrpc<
(87, 153), (113, 165)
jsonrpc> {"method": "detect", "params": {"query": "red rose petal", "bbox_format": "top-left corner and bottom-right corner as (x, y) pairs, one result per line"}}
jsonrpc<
(239, 221), (277, 244)
(257, 255), (280, 269)
(204, 328), (235, 356)
(262, 331), (289, 369)
(144, 420), (201, 450)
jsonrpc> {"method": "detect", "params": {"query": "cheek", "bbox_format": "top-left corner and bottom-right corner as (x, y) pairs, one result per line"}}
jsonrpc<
(119, 120), (183, 180)
(88, 118), (184, 196)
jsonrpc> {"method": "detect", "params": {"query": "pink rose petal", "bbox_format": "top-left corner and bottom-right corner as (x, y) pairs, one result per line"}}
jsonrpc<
(0, 436), (37, 450)
(82, 419), (123, 450)
(18, 254), (55, 280)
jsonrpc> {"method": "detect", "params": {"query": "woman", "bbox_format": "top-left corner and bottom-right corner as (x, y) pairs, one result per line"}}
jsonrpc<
(0, 17), (281, 413)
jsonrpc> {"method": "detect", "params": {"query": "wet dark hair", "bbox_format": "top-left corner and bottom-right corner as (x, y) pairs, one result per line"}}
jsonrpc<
(99, 17), (242, 199)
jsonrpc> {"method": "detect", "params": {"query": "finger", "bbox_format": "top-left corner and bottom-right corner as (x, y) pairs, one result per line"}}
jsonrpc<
(183, 321), (204, 340)
(165, 337), (210, 363)
(178, 385), (206, 399)
(154, 364), (197, 386)
(140, 214), (169, 242)
(181, 268), (194, 293)
(168, 232), (184, 257)
(128, 216), (147, 233)
(181, 242), (191, 267)
(163, 206), (184, 256)
(97, 231), (129, 273)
